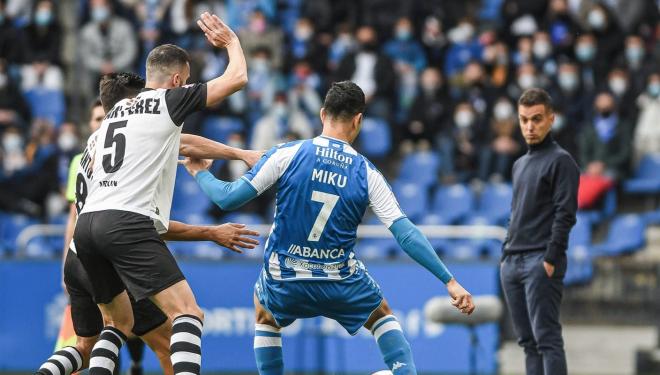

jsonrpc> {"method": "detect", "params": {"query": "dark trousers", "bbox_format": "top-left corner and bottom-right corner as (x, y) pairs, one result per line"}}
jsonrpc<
(501, 250), (567, 375)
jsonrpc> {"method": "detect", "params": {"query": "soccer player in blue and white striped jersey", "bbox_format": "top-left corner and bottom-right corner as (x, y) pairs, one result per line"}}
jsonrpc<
(181, 81), (475, 375)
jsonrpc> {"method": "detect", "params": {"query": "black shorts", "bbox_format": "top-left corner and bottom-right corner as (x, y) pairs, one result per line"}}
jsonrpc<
(64, 249), (168, 337)
(73, 209), (185, 303)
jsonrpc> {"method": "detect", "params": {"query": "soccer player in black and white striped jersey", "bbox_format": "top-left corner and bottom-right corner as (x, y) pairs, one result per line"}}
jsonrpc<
(72, 13), (249, 375)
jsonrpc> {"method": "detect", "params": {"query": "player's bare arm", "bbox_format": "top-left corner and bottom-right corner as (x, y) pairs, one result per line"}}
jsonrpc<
(162, 220), (260, 253)
(179, 134), (263, 168)
(197, 12), (248, 107)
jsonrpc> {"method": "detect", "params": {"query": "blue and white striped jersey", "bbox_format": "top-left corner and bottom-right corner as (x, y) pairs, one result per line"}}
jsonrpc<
(242, 135), (405, 281)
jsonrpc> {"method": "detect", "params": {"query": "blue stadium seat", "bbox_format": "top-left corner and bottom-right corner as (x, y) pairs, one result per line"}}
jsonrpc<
(461, 215), (502, 259)
(172, 166), (211, 215)
(359, 238), (399, 260)
(1, 213), (39, 255)
(223, 212), (265, 225)
(398, 151), (441, 187)
(445, 240), (481, 260)
(169, 241), (227, 260)
(24, 89), (66, 126)
(476, 183), (512, 224)
(25, 237), (59, 258)
(592, 214), (646, 256)
(623, 154), (660, 195)
(565, 244), (593, 285)
(201, 116), (244, 143)
(568, 215), (592, 247)
(432, 184), (475, 224)
(358, 118), (391, 158)
(643, 209), (660, 226)
(392, 181), (428, 221)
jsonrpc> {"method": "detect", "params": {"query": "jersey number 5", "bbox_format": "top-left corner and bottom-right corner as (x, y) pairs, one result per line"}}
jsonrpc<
(102, 120), (127, 173)
(308, 190), (339, 242)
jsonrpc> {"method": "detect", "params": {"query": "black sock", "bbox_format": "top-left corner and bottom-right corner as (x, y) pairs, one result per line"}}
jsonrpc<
(126, 337), (145, 365)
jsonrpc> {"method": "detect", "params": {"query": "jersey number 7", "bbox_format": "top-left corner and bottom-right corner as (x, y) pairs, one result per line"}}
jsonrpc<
(307, 190), (339, 242)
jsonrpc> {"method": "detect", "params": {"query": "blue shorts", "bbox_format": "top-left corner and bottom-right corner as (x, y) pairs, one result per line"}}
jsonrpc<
(254, 269), (383, 335)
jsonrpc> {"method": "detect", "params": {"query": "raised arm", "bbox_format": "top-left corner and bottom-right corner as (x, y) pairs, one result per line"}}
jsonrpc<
(179, 133), (263, 167)
(162, 220), (259, 253)
(367, 163), (475, 314)
(196, 12), (248, 107)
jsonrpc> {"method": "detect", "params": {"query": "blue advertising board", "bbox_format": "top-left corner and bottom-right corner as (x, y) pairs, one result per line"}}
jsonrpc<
(0, 259), (499, 374)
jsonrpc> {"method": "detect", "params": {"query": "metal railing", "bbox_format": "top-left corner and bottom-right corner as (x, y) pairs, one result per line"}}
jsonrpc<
(15, 223), (507, 257)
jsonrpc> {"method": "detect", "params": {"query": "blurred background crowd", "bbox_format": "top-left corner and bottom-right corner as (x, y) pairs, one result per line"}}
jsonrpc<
(0, 0), (659, 244)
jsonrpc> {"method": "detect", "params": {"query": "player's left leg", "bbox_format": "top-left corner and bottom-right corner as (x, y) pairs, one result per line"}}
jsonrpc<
(364, 299), (417, 375)
(139, 322), (174, 375)
(131, 295), (173, 375)
(253, 291), (284, 375)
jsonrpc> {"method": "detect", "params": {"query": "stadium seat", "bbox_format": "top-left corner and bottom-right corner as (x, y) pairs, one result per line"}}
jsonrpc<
(392, 181), (429, 221)
(432, 184), (475, 224)
(0, 213), (39, 255)
(419, 213), (452, 254)
(623, 154), (660, 195)
(568, 215), (592, 247)
(592, 214), (646, 256)
(201, 116), (244, 144)
(643, 209), (660, 226)
(460, 214), (502, 259)
(565, 244), (594, 285)
(358, 117), (391, 158)
(172, 166), (211, 215)
(359, 238), (399, 260)
(23, 89), (66, 126)
(24, 237), (58, 258)
(475, 183), (513, 224)
(578, 189), (618, 225)
(445, 240), (481, 260)
(398, 151), (441, 187)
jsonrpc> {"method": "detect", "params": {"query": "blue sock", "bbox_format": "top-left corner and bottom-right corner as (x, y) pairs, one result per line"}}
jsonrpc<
(371, 315), (417, 375)
(254, 324), (283, 375)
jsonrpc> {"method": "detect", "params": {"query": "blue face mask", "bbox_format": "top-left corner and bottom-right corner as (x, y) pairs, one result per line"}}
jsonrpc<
(558, 72), (578, 91)
(575, 44), (595, 62)
(35, 9), (52, 26)
(396, 28), (411, 41)
(648, 82), (660, 97)
(625, 46), (644, 63)
(92, 6), (110, 22)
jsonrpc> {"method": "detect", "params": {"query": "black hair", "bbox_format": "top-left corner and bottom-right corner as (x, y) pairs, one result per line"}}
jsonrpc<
(518, 88), (554, 112)
(146, 44), (190, 79)
(99, 72), (145, 112)
(322, 81), (366, 121)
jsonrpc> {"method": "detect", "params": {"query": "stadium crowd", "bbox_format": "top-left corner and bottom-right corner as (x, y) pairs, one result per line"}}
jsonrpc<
(0, 0), (658, 229)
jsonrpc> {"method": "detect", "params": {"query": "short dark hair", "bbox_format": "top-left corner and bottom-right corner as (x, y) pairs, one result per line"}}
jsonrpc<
(146, 44), (190, 81)
(518, 88), (554, 112)
(323, 81), (366, 121)
(99, 72), (145, 112)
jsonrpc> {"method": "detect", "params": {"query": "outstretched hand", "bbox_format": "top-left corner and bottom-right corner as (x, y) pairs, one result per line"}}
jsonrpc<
(209, 223), (260, 253)
(179, 157), (213, 177)
(197, 12), (238, 48)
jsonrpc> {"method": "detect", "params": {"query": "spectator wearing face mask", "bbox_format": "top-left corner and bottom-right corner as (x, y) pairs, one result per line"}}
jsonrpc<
(335, 25), (395, 120)
(287, 59), (322, 119)
(573, 33), (599, 93)
(620, 35), (656, 95)
(632, 73), (660, 163)
(581, 3), (624, 77)
(0, 0), (22, 63)
(531, 31), (557, 77)
(1, 127), (26, 178)
(507, 62), (544, 100)
(240, 46), (283, 123)
(481, 41), (510, 90)
(238, 10), (284, 70)
(19, 0), (64, 92)
(56, 122), (79, 187)
(419, 15), (447, 66)
(454, 61), (497, 122)
(0, 119), (59, 216)
(542, 0), (582, 57)
(284, 17), (326, 73)
(604, 66), (637, 122)
(328, 24), (357, 71)
(579, 92), (632, 182)
(78, 0), (137, 100)
(437, 102), (485, 183)
(250, 93), (314, 151)
(403, 67), (451, 146)
(444, 20), (482, 79)
(480, 97), (523, 181)
(551, 60), (592, 130)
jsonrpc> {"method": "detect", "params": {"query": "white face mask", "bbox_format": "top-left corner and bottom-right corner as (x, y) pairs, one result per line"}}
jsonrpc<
(558, 72), (578, 91)
(448, 23), (474, 44)
(588, 9), (606, 30)
(252, 58), (270, 73)
(2, 133), (23, 152)
(608, 77), (627, 95)
(533, 40), (552, 59)
(494, 102), (513, 120)
(273, 103), (287, 118)
(552, 114), (566, 131)
(58, 132), (78, 152)
(454, 110), (474, 128)
(518, 74), (536, 90)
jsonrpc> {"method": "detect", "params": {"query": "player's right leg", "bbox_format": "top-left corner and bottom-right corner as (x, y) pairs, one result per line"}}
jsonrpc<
(364, 299), (417, 375)
(251, 271), (287, 375)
